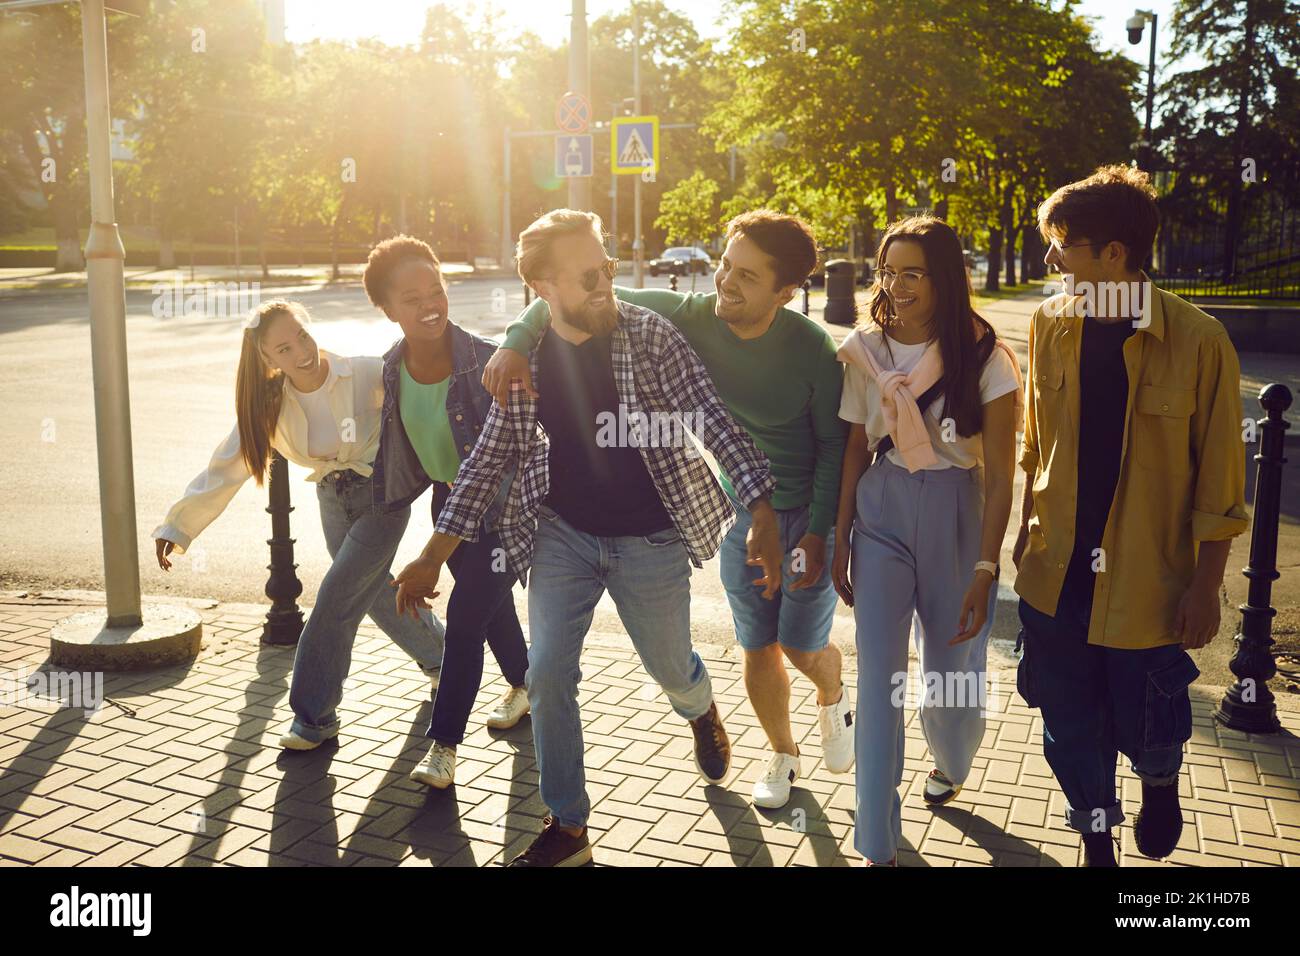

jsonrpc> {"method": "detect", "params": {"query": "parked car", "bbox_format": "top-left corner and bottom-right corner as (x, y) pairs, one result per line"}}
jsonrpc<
(650, 246), (712, 277)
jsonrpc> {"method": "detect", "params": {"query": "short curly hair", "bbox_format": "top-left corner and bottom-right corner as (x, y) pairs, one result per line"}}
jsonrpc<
(363, 235), (442, 308)
(1037, 165), (1159, 272)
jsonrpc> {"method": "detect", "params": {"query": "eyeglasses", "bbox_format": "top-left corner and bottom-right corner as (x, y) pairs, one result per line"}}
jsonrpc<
(877, 267), (929, 293)
(545, 257), (619, 292)
(1050, 238), (1095, 255)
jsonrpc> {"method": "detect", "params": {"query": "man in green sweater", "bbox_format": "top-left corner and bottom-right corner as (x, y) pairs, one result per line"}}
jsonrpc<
(482, 210), (852, 809)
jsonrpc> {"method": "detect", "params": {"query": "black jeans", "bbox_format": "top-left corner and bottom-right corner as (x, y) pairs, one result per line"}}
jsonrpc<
(427, 488), (529, 746)
(1016, 581), (1198, 834)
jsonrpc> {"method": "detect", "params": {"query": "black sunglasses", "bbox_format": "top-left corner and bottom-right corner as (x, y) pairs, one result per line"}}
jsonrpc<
(547, 257), (619, 292)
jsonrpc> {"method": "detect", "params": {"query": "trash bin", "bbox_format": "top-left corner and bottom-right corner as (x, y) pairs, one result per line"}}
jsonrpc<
(824, 259), (856, 326)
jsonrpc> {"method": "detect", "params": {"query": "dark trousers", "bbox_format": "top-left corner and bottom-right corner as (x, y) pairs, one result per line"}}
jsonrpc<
(426, 490), (529, 747)
(1016, 583), (1199, 834)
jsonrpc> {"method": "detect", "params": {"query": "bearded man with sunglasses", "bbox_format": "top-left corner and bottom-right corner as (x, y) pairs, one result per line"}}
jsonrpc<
(484, 210), (852, 812)
(395, 209), (784, 867)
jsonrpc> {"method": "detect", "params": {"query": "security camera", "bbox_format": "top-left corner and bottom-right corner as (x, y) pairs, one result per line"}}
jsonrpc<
(1126, 13), (1146, 44)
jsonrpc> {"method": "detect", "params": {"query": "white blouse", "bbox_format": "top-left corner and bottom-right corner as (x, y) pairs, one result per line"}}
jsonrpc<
(152, 351), (385, 553)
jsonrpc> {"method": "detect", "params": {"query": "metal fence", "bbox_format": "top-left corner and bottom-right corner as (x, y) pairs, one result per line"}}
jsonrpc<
(1154, 169), (1300, 300)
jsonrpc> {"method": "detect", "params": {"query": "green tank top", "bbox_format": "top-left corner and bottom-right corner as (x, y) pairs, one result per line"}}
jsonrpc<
(399, 362), (461, 483)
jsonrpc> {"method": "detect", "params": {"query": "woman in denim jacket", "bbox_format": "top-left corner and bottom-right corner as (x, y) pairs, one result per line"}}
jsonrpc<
(367, 236), (529, 790)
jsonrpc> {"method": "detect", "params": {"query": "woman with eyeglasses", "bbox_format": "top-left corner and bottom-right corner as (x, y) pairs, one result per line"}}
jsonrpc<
(830, 216), (1024, 866)
(152, 299), (446, 751)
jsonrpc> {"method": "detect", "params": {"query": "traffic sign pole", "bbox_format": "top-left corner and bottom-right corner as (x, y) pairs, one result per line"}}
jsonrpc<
(632, 4), (642, 288)
(566, 1), (591, 211)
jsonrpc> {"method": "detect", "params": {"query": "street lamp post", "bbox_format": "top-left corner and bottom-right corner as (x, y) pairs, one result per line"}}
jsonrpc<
(80, 0), (140, 627)
(46, 0), (203, 669)
(1126, 9), (1158, 173)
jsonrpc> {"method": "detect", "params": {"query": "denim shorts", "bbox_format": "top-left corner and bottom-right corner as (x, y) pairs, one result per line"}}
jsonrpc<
(719, 491), (838, 653)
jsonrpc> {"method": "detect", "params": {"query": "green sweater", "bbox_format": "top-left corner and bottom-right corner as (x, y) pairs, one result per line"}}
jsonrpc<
(504, 286), (846, 537)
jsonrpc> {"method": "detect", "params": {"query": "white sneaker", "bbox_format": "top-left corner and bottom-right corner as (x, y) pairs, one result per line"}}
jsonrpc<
(278, 726), (338, 751)
(818, 685), (855, 774)
(410, 742), (456, 789)
(485, 686), (530, 729)
(752, 752), (801, 809)
(923, 768), (962, 806)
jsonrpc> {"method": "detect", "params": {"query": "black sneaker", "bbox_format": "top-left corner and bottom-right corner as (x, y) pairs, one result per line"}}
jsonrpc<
(1081, 831), (1118, 867)
(1134, 780), (1183, 859)
(506, 816), (592, 867)
(689, 701), (731, 785)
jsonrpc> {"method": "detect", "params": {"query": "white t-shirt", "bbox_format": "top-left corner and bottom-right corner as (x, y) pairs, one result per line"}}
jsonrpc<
(838, 328), (1020, 470)
(288, 380), (342, 461)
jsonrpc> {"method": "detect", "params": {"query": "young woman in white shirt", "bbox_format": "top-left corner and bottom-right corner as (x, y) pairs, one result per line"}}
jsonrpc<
(831, 216), (1023, 866)
(152, 299), (445, 750)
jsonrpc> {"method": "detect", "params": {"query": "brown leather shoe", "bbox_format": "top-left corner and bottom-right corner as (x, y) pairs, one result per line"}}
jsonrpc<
(689, 701), (731, 785)
(506, 815), (592, 867)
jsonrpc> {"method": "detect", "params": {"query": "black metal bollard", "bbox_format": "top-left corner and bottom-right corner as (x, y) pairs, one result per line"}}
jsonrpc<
(669, 273), (678, 292)
(802, 279), (811, 316)
(262, 450), (304, 645)
(1215, 383), (1292, 733)
(523, 283), (532, 306)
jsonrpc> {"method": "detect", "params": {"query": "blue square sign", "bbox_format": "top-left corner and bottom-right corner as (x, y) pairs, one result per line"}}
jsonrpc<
(555, 135), (593, 178)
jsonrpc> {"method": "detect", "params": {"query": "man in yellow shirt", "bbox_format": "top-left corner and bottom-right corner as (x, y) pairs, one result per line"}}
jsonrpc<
(1011, 166), (1249, 866)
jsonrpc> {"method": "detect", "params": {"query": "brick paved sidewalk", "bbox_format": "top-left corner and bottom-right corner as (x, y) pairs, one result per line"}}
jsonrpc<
(2, 592), (1299, 867)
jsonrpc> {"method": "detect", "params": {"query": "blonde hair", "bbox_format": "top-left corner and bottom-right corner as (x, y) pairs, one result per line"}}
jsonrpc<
(515, 208), (605, 287)
(235, 299), (312, 485)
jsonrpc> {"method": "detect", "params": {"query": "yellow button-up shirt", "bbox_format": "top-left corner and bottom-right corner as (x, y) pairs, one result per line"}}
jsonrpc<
(1015, 279), (1249, 649)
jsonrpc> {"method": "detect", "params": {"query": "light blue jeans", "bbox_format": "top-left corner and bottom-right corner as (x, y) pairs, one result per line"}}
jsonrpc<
(526, 503), (714, 828)
(288, 470), (446, 742)
(850, 456), (997, 862)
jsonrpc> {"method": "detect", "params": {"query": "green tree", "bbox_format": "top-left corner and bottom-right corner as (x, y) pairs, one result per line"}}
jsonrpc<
(0, 3), (139, 270)
(654, 170), (720, 246)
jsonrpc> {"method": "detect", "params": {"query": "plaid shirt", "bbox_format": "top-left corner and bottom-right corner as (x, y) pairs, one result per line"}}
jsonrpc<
(434, 301), (775, 586)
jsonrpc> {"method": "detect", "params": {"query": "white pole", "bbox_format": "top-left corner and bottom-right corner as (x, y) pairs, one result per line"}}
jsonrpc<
(80, 0), (142, 626)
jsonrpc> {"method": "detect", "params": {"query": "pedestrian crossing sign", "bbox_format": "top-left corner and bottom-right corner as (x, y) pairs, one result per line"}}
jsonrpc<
(612, 116), (659, 175)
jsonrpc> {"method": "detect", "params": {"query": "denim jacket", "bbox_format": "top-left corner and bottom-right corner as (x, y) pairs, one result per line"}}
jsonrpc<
(371, 323), (515, 529)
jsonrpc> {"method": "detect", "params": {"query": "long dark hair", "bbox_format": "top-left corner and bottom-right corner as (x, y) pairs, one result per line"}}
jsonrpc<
(861, 216), (995, 438)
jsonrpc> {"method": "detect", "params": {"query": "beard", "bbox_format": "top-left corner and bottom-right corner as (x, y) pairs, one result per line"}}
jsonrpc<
(561, 294), (619, 337)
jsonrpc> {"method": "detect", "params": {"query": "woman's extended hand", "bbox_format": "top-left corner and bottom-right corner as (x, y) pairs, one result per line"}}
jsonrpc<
(951, 570), (994, 644)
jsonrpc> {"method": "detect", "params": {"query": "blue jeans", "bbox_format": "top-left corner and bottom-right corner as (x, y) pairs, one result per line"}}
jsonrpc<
(526, 504), (714, 828)
(719, 490), (837, 653)
(427, 487), (528, 747)
(288, 470), (446, 742)
(1016, 589), (1199, 833)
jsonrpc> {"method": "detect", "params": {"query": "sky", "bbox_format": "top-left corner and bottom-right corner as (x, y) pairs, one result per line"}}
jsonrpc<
(283, 0), (1188, 75)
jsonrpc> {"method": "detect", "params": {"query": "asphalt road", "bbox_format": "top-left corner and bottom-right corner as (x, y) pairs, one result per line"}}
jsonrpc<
(5, 271), (939, 658)
(6, 273), (1293, 682)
